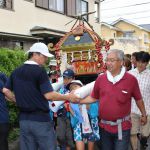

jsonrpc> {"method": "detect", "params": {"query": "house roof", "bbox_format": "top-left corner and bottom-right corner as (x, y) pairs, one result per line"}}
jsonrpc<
(30, 26), (66, 37)
(101, 22), (122, 31)
(111, 18), (150, 33)
(139, 24), (150, 32)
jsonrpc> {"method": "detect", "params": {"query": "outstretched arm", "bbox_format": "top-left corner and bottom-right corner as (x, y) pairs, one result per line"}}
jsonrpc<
(44, 91), (81, 103)
(80, 96), (97, 104)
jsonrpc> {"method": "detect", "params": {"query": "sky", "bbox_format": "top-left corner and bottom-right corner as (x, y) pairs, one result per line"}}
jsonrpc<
(100, 0), (150, 25)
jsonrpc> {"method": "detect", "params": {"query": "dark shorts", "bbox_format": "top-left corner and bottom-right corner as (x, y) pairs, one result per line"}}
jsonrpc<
(56, 117), (74, 148)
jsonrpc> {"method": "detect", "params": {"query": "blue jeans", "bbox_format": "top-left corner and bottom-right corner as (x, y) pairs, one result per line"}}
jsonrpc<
(101, 129), (130, 150)
(20, 120), (57, 150)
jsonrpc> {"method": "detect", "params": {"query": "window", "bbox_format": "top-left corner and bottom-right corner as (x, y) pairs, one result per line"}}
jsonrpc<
(144, 34), (149, 43)
(24, 0), (32, 2)
(76, 0), (81, 15)
(66, 0), (76, 16)
(15, 42), (24, 49)
(0, 0), (13, 9)
(66, 0), (88, 17)
(35, 0), (88, 17)
(94, 1), (99, 22)
(36, 0), (48, 9)
(0, 0), (5, 8)
(81, 0), (88, 20)
(114, 33), (116, 37)
(36, 0), (64, 13)
(123, 31), (133, 37)
(49, 0), (64, 13)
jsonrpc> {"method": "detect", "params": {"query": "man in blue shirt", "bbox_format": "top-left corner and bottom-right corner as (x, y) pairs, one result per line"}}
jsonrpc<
(0, 72), (11, 150)
(0, 72), (15, 150)
(3, 42), (79, 150)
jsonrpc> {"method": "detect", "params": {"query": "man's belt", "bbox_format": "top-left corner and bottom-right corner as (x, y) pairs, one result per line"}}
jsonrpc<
(101, 115), (130, 140)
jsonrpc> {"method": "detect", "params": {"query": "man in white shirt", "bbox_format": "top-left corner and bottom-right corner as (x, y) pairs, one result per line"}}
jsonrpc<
(129, 51), (150, 150)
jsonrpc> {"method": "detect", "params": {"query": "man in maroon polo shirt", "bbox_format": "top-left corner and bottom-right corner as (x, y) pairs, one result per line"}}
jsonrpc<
(80, 49), (147, 150)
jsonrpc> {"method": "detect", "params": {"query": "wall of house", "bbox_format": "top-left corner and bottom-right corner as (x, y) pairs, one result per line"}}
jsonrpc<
(0, 0), (100, 36)
(101, 23), (141, 54)
(114, 21), (150, 52)
(101, 35), (140, 54)
(101, 26), (117, 39)
(140, 30), (150, 52)
(111, 39), (140, 54)
(88, 0), (101, 33)
(114, 21), (142, 38)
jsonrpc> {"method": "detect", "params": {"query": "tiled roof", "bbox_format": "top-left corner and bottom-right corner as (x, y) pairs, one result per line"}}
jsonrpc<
(139, 24), (150, 32)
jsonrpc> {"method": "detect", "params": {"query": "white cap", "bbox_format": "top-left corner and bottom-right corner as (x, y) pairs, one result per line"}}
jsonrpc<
(27, 42), (54, 57)
(71, 80), (83, 86)
(49, 59), (57, 66)
(67, 80), (83, 90)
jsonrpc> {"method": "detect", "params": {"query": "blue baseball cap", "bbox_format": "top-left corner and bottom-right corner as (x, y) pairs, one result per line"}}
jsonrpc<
(63, 69), (75, 78)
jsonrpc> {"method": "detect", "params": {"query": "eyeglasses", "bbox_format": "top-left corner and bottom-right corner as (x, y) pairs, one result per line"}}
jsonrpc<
(105, 59), (120, 63)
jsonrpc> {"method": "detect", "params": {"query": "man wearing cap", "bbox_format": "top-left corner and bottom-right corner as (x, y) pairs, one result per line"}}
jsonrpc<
(3, 42), (79, 150)
(56, 69), (75, 150)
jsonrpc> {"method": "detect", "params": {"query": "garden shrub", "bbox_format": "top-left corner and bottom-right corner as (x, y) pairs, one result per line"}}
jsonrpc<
(0, 47), (52, 141)
(0, 48), (26, 141)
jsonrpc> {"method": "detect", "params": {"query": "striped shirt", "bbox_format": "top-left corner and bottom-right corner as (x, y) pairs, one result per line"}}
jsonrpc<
(129, 68), (150, 115)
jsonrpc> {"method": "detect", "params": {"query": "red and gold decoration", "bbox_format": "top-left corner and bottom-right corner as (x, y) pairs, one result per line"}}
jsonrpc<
(54, 21), (114, 77)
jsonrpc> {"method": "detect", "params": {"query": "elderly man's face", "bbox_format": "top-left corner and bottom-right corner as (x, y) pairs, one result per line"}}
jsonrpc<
(106, 52), (123, 75)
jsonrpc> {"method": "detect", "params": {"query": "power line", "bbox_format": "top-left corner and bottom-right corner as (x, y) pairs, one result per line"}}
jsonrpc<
(102, 9), (150, 18)
(102, 0), (120, 3)
(101, 1), (150, 11)
(128, 15), (150, 20)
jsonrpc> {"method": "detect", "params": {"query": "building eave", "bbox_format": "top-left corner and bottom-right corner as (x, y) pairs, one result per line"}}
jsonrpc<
(101, 22), (123, 32)
(30, 26), (66, 37)
(0, 31), (42, 41)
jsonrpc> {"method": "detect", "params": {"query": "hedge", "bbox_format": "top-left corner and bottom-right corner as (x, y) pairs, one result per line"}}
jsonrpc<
(0, 48), (26, 76)
(0, 48), (27, 140)
(0, 48), (51, 141)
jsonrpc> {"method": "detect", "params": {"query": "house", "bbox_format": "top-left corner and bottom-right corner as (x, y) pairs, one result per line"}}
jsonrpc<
(101, 18), (150, 54)
(0, 0), (101, 51)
